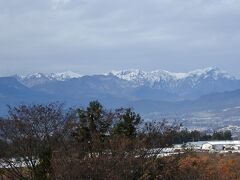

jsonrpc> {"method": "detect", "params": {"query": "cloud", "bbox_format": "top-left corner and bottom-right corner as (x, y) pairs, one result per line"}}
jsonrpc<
(0, 0), (240, 76)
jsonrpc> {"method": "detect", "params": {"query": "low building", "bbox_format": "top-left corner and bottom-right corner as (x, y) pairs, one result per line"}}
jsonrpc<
(201, 141), (240, 151)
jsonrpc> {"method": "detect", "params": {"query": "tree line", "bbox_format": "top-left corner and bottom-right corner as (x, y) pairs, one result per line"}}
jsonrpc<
(173, 129), (232, 144)
(0, 101), (234, 179)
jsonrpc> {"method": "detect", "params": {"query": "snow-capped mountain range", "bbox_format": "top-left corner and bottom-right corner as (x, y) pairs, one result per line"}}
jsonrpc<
(0, 67), (240, 116)
(109, 67), (234, 87)
(15, 67), (235, 87)
(14, 67), (240, 99)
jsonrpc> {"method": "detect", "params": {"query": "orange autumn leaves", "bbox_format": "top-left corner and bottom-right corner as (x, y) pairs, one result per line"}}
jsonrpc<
(176, 154), (240, 180)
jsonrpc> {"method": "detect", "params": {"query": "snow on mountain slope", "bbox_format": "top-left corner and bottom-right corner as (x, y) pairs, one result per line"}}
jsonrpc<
(48, 71), (82, 81)
(110, 67), (234, 86)
(109, 69), (187, 87)
(186, 67), (233, 80)
(18, 73), (46, 80)
(16, 73), (51, 87)
(16, 71), (82, 87)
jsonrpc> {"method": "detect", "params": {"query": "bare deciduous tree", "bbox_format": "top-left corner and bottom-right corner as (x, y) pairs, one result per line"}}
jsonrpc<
(0, 103), (67, 179)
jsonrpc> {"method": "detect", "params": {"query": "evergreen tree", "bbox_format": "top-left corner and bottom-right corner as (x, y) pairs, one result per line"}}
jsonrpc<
(74, 101), (113, 156)
(113, 108), (141, 137)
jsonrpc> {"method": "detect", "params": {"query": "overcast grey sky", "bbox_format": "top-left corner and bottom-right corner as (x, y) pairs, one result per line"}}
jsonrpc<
(1, 0), (240, 76)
